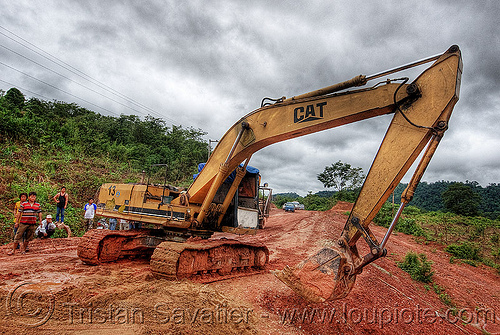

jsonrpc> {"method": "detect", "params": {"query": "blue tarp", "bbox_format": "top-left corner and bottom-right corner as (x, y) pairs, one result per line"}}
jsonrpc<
(193, 163), (259, 183)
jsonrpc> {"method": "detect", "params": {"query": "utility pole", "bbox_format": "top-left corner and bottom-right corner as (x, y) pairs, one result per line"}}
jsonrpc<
(208, 139), (219, 160)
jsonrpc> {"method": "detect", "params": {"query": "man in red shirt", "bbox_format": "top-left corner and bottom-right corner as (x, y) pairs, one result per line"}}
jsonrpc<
(8, 191), (42, 255)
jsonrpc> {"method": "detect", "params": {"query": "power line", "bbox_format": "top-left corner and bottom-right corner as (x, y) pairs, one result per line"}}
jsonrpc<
(0, 60), (120, 116)
(0, 25), (181, 126)
(0, 27), (161, 115)
(0, 43), (172, 120)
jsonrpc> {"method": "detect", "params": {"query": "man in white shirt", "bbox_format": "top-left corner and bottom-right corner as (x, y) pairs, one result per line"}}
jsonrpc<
(84, 198), (97, 231)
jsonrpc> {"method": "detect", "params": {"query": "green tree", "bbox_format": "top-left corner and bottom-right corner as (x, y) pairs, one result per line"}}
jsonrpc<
(301, 192), (333, 211)
(0, 88), (208, 183)
(317, 160), (364, 192)
(4, 88), (25, 110)
(442, 182), (481, 216)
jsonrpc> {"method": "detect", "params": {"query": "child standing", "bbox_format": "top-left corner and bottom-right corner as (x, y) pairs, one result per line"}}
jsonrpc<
(84, 198), (97, 231)
(12, 193), (28, 247)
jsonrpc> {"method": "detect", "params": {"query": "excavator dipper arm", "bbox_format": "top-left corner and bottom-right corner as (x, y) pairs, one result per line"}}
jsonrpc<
(274, 46), (462, 302)
(181, 46), (462, 301)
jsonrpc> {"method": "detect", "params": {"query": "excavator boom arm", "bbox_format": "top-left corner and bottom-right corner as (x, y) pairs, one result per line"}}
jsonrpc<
(184, 46), (462, 303)
(344, 47), (462, 247)
(186, 83), (402, 205)
(185, 46), (462, 223)
(83, 46), (462, 301)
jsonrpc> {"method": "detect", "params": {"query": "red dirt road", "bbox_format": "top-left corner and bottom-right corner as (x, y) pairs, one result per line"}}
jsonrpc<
(1, 202), (499, 334)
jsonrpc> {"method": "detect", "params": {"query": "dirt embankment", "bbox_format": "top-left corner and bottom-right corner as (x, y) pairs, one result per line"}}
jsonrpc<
(0, 202), (499, 334)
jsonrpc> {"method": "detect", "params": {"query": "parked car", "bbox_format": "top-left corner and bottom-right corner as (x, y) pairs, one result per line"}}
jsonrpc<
(291, 201), (305, 210)
(283, 202), (295, 212)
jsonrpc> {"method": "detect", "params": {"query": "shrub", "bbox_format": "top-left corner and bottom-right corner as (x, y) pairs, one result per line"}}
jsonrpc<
(398, 252), (434, 283)
(432, 283), (456, 308)
(374, 203), (396, 228)
(491, 247), (500, 261)
(333, 189), (360, 202)
(445, 242), (481, 261)
(301, 193), (335, 211)
(396, 218), (427, 237)
(403, 205), (423, 216)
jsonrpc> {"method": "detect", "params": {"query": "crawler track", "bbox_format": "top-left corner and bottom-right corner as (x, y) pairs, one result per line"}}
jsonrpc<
(77, 229), (155, 265)
(78, 231), (269, 283)
(150, 239), (269, 283)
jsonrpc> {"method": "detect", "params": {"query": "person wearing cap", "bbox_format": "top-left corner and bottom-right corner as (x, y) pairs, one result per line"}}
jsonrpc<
(36, 214), (57, 238)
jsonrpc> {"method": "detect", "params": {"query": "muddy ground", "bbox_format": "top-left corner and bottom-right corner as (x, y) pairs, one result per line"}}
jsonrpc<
(0, 202), (499, 334)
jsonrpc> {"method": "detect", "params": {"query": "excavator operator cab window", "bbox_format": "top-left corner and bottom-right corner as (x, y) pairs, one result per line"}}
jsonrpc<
(238, 175), (257, 198)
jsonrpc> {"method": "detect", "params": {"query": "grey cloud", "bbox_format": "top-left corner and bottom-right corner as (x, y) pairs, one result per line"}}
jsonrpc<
(1, 0), (499, 194)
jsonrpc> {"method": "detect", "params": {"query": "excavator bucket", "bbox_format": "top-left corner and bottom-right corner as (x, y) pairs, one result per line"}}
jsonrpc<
(273, 246), (357, 303)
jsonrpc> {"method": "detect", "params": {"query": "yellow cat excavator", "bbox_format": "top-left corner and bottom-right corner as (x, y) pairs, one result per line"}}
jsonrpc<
(77, 45), (462, 302)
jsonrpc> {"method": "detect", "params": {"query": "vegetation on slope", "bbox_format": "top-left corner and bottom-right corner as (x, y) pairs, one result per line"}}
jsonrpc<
(375, 203), (500, 273)
(0, 88), (207, 242)
(274, 186), (500, 273)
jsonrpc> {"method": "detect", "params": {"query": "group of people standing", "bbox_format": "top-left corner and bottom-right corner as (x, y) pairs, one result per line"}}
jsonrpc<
(8, 186), (141, 256)
(8, 187), (72, 256)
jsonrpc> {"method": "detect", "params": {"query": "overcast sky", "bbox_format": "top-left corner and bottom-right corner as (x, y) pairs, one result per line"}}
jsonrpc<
(1, 0), (499, 195)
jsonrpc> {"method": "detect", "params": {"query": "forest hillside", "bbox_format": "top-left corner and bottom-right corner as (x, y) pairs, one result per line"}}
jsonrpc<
(0, 87), (207, 241)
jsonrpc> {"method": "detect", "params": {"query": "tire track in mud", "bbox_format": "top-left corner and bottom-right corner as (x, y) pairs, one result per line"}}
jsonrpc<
(1, 203), (499, 334)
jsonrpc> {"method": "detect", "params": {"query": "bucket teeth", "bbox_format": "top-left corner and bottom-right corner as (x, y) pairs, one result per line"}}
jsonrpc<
(273, 246), (357, 302)
(272, 266), (326, 303)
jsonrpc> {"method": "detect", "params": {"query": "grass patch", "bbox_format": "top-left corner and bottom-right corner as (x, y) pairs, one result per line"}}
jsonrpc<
(397, 252), (434, 283)
(398, 252), (459, 308)
(445, 242), (481, 261)
(376, 206), (500, 271)
(396, 218), (428, 238)
(432, 283), (456, 309)
(397, 251), (456, 308)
